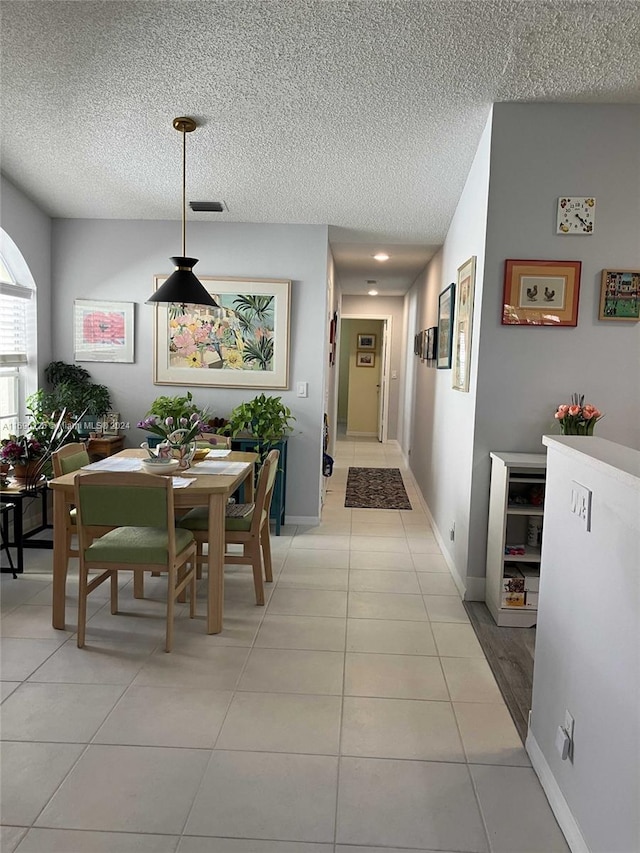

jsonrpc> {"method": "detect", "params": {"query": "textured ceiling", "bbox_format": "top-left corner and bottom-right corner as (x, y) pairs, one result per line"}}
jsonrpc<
(1, 1), (639, 295)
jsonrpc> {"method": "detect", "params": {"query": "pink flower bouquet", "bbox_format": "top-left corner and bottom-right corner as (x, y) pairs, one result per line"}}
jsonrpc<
(554, 394), (603, 435)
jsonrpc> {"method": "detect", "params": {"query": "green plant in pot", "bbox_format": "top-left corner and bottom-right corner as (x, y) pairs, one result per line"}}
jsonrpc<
(27, 361), (112, 443)
(139, 392), (211, 448)
(222, 393), (295, 467)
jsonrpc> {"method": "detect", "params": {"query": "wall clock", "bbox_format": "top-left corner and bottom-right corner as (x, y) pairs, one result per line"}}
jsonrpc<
(557, 197), (596, 234)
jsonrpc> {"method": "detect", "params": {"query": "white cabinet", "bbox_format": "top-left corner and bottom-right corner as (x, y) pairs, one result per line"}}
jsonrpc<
(486, 452), (546, 627)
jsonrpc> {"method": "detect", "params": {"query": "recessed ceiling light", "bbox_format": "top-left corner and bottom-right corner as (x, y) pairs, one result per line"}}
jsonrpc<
(368, 290), (378, 296)
(373, 253), (389, 262)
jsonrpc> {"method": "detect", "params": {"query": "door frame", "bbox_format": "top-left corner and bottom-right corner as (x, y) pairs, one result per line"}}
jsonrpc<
(338, 313), (392, 443)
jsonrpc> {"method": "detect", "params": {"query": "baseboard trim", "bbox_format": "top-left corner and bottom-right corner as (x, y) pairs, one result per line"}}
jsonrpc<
(526, 730), (589, 853)
(413, 495), (466, 599)
(285, 516), (321, 527)
(464, 575), (486, 601)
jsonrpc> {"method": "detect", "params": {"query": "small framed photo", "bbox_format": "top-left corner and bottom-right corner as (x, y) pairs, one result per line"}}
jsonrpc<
(357, 333), (376, 350)
(599, 269), (640, 321)
(502, 259), (581, 326)
(426, 326), (437, 361)
(437, 283), (455, 368)
(356, 350), (375, 368)
(74, 300), (135, 362)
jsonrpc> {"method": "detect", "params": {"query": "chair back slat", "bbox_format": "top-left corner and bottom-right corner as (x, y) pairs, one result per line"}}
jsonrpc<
(74, 472), (171, 530)
(52, 443), (89, 477)
(250, 449), (279, 532)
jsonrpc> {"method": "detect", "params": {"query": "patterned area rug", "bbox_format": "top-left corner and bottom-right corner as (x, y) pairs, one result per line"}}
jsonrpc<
(345, 467), (412, 510)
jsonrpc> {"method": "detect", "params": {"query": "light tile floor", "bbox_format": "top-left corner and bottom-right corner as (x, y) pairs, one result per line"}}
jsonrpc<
(0, 436), (570, 853)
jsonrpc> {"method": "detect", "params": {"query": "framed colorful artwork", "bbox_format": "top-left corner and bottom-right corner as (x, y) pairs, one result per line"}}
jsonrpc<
(356, 350), (375, 367)
(599, 269), (640, 321)
(452, 256), (476, 392)
(74, 299), (135, 362)
(153, 276), (291, 388)
(357, 333), (376, 349)
(437, 283), (455, 368)
(502, 259), (581, 326)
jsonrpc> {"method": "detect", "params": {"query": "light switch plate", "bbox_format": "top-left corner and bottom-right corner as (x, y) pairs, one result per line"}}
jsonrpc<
(570, 481), (592, 531)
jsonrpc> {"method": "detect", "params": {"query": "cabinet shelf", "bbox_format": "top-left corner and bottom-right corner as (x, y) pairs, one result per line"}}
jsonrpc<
(487, 451), (546, 628)
(507, 505), (544, 516)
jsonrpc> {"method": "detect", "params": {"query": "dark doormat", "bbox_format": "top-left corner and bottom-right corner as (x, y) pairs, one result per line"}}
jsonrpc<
(345, 467), (412, 510)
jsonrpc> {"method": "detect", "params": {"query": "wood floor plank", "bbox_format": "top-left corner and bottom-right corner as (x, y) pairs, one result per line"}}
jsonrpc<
(463, 601), (535, 743)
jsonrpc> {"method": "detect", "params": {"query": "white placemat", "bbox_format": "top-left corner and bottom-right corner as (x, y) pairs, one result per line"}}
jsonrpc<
(192, 461), (251, 475)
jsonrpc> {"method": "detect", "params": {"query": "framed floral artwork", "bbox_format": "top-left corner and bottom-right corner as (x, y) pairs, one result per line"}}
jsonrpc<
(502, 259), (581, 326)
(74, 299), (135, 362)
(153, 276), (291, 388)
(452, 256), (476, 392)
(437, 283), (455, 369)
(599, 269), (640, 321)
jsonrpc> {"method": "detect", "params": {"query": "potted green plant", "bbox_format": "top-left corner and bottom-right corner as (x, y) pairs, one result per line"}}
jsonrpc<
(222, 394), (295, 535)
(138, 392), (211, 449)
(26, 362), (112, 444)
(223, 393), (295, 444)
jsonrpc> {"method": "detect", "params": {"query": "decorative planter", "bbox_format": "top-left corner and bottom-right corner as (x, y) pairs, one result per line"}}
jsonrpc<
(11, 460), (43, 485)
(560, 422), (596, 436)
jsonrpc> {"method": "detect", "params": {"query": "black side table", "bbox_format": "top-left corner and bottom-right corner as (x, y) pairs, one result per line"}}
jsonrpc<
(0, 480), (52, 574)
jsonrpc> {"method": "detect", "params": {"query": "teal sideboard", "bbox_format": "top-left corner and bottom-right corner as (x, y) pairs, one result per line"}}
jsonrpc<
(230, 437), (288, 535)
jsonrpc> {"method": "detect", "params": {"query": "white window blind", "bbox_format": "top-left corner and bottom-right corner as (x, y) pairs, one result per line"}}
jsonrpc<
(0, 281), (31, 365)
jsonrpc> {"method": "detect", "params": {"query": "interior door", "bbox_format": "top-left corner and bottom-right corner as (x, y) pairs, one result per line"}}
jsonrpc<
(377, 320), (388, 442)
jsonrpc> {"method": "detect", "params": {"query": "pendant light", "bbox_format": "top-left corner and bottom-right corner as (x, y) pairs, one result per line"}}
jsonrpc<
(147, 117), (219, 307)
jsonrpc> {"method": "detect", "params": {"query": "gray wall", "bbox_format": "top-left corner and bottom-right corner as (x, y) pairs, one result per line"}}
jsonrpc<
(0, 174), (53, 382)
(406, 103), (640, 596)
(51, 218), (329, 522)
(468, 102), (640, 590)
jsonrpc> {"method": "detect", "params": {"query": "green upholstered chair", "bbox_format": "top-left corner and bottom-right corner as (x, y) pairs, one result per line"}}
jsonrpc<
(177, 448), (279, 606)
(74, 471), (197, 652)
(52, 442), (91, 564)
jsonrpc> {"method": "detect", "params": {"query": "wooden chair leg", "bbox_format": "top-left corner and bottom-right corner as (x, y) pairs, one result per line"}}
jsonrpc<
(249, 541), (265, 606)
(77, 563), (88, 648)
(133, 572), (144, 599)
(260, 524), (273, 583)
(166, 565), (176, 653)
(110, 570), (118, 614)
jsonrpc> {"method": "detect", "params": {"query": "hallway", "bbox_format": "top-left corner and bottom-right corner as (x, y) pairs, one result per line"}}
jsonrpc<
(0, 436), (569, 852)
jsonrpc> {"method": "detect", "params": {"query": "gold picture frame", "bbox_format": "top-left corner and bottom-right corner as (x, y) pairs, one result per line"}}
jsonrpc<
(598, 269), (640, 321)
(153, 276), (291, 388)
(356, 350), (375, 367)
(452, 256), (476, 392)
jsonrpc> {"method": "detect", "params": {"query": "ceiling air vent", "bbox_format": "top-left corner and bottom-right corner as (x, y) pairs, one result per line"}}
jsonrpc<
(189, 201), (226, 212)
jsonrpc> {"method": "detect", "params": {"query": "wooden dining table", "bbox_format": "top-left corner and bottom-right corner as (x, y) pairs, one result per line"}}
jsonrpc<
(47, 447), (258, 634)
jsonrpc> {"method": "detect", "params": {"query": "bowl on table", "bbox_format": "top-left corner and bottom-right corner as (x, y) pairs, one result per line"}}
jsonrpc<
(140, 457), (180, 476)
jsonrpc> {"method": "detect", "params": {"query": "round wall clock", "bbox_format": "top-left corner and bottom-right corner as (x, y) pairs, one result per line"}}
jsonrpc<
(557, 197), (596, 234)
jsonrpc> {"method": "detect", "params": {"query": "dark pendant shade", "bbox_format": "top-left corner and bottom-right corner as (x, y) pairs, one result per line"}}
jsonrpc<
(146, 257), (219, 307)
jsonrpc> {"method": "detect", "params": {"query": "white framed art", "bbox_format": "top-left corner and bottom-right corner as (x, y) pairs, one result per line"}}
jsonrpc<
(74, 299), (135, 362)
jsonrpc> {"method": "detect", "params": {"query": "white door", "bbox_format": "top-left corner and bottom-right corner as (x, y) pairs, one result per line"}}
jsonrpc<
(377, 320), (389, 442)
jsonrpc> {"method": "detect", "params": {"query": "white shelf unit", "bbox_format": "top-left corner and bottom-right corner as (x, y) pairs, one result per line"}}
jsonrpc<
(486, 451), (547, 627)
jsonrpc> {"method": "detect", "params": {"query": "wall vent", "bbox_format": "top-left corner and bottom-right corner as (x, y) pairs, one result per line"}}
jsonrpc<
(189, 201), (226, 212)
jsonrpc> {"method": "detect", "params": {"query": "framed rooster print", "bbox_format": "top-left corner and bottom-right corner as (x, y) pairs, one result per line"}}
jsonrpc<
(502, 259), (581, 326)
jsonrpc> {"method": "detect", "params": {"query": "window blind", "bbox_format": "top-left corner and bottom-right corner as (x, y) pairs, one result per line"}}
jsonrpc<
(0, 281), (32, 365)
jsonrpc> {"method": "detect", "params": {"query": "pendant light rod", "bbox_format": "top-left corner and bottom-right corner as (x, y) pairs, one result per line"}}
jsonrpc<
(146, 116), (220, 308)
(173, 116), (196, 256)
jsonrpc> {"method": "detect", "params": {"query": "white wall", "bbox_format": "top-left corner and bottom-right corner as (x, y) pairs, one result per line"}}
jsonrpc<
(51, 218), (329, 522)
(406, 112), (491, 591)
(527, 436), (640, 853)
(0, 175), (53, 383)
(340, 294), (406, 441)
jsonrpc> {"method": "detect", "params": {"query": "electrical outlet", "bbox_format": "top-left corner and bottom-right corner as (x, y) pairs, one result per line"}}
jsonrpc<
(570, 481), (592, 531)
